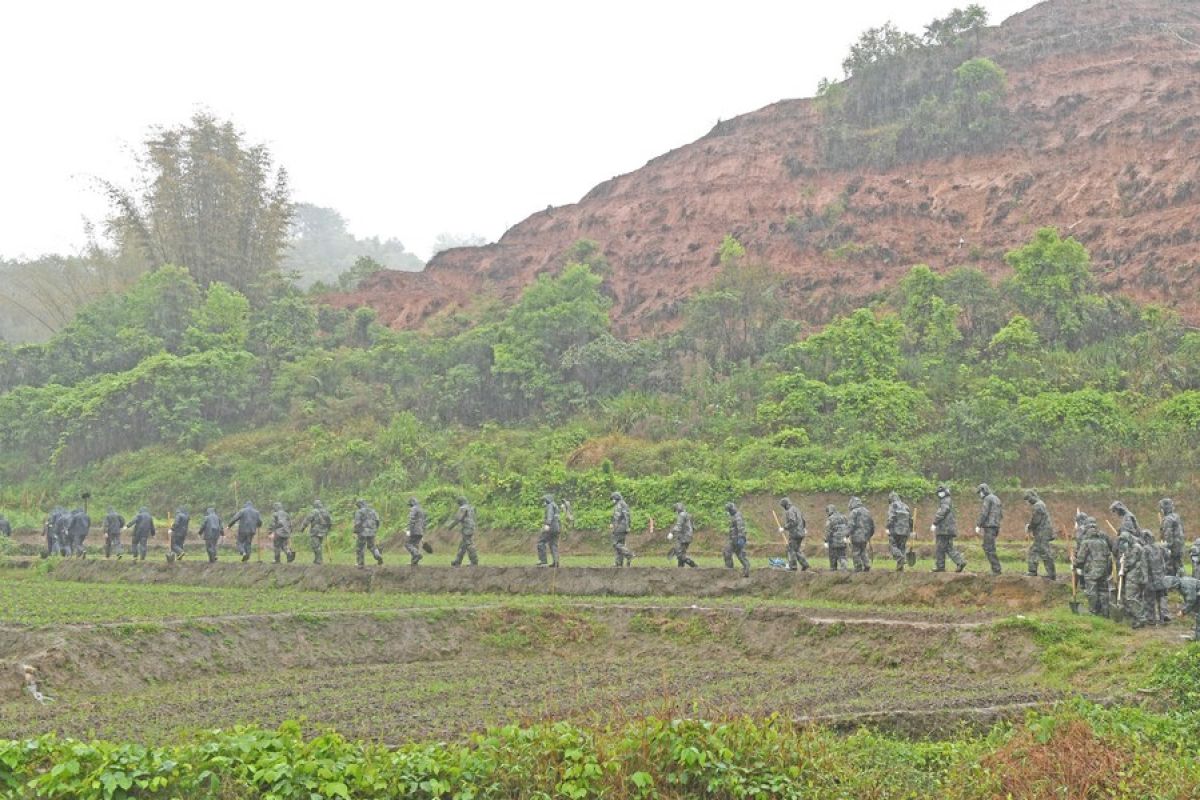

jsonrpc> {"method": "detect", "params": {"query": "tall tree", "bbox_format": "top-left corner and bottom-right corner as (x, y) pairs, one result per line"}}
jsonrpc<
(105, 113), (292, 296)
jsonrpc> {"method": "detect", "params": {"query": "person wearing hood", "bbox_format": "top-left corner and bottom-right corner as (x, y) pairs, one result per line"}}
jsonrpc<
(448, 496), (479, 567)
(1159, 498), (1185, 577)
(227, 501), (263, 563)
(43, 508), (63, 558)
(352, 498), (384, 568)
(298, 500), (333, 564)
(67, 508), (91, 558)
(722, 502), (750, 578)
(886, 492), (913, 571)
(1117, 530), (1149, 629)
(1110, 501), (1140, 541)
(667, 502), (697, 568)
(847, 496), (875, 572)
(269, 502), (295, 564)
(931, 485), (966, 573)
(536, 494), (561, 568)
(610, 491), (634, 567)
(102, 507), (125, 559)
(53, 508), (72, 557)
(403, 497), (427, 566)
(1024, 490), (1055, 580)
(779, 497), (808, 572)
(1142, 530), (1171, 624)
(0, 515), (11, 538)
(168, 506), (190, 563)
(1167, 574), (1200, 641)
(975, 483), (1003, 575)
(198, 507), (224, 563)
(125, 507), (155, 561)
(1073, 517), (1112, 616)
(824, 504), (851, 572)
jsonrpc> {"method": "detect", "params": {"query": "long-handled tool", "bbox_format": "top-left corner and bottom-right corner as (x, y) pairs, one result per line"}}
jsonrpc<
(906, 511), (918, 567)
(770, 509), (789, 547)
(1068, 541), (1081, 614)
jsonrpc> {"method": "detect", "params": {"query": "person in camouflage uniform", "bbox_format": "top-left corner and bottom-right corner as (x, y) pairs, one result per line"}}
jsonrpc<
(1168, 574), (1200, 641)
(847, 496), (875, 572)
(43, 508), (62, 557)
(126, 507), (155, 561)
(824, 504), (851, 572)
(667, 502), (697, 568)
(0, 515), (11, 538)
(722, 502), (750, 577)
(1141, 530), (1171, 624)
(102, 507), (125, 559)
(931, 485), (966, 572)
(975, 483), (1003, 575)
(269, 502), (295, 563)
(67, 508), (90, 558)
(227, 501), (263, 563)
(298, 500), (333, 564)
(1072, 510), (1089, 551)
(198, 507), (223, 562)
(1117, 530), (1149, 628)
(1073, 517), (1112, 616)
(53, 508), (72, 557)
(1159, 498), (1185, 577)
(886, 492), (913, 571)
(404, 497), (427, 566)
(353, 498), (384, 568)
(168, 506), (189, 562)
(447, 496), (478, 567)
(1192, 536), (1200, 578)
(536, 494), (560, 567)
(1024, 490), (1056, 579)
(779, 497), (809, 572)
(609, 492), (635, 567)
(1110, 501), (1140, 542)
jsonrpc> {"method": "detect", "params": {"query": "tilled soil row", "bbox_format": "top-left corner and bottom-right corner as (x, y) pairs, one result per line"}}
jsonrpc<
(0, 603), (1053, 742)
(42, 558), (1071, 610)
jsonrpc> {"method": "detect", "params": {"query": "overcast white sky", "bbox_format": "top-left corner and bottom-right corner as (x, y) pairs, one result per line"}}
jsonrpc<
(1, 0), (1036, 262)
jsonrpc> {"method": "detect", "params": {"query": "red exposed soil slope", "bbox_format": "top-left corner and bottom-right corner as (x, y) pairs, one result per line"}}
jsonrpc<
(335, 0), (1200, 334)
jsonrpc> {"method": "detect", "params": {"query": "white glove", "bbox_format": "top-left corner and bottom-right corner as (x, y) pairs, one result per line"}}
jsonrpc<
(823, 542), (829, 548)
(542, 525), (549, 533)
(930, 524), (937, 533)
(974, 527), (980, 535)
(778, 527), (785, 534)
(667, 532), (674, 540)
(404, 530), (410, 536)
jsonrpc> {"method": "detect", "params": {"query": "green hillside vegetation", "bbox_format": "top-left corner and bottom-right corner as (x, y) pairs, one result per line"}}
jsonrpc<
(2, 226), (1199, 534)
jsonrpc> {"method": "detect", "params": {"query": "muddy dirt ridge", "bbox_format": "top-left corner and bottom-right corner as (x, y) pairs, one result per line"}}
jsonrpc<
(332, 0), (1200, 333)
(43, 559), (1071, 609)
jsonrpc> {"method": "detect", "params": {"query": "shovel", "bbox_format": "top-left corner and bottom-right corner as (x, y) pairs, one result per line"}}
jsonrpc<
(1068, 547), (1081, 615)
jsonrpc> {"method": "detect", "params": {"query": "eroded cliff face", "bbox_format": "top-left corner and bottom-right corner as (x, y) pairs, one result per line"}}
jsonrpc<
(336, 0), (1200, 334)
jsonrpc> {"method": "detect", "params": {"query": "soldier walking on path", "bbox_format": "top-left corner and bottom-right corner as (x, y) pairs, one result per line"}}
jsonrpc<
(1159, 498), (1185, 577)
(931, 485), (966, 573)
(1073, 517), (1112, 616)
(126, 507), (155, 561)
(1117, 530), (1149, 628)
(1024, 490), (1056, 579)
(199, 507), (223, 562)
(68, 507), (90, 558)
(536, 494), (561, 567)
(723, 502), (750, 577)
(887, 492), (913, 571)
(610, 491), (634, 567)
(847, 496), (875, 572)
(299, 500), (332, 564)
(667, 502), (698, 568)
(43, 508), (63, 557)
(54, 508), (71, 557)
(269, 502), (295, 563)
(780, 497), (809, 572)
(1142, 530), (1171, 624)
(0, 515), (10, 538)
(824, 504), (851, 572)
(353, 498), (384, 569)
(227, 501), (262, 563)
(447, 496), (478, 566)
(404, 497), (427, 566)
(103, 507), (125, 559)
(975, 484), (1003, 575)
(168, 506), (189, 562)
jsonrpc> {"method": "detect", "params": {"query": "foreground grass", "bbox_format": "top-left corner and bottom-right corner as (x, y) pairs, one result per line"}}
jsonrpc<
(2, 702), (1199, 800)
